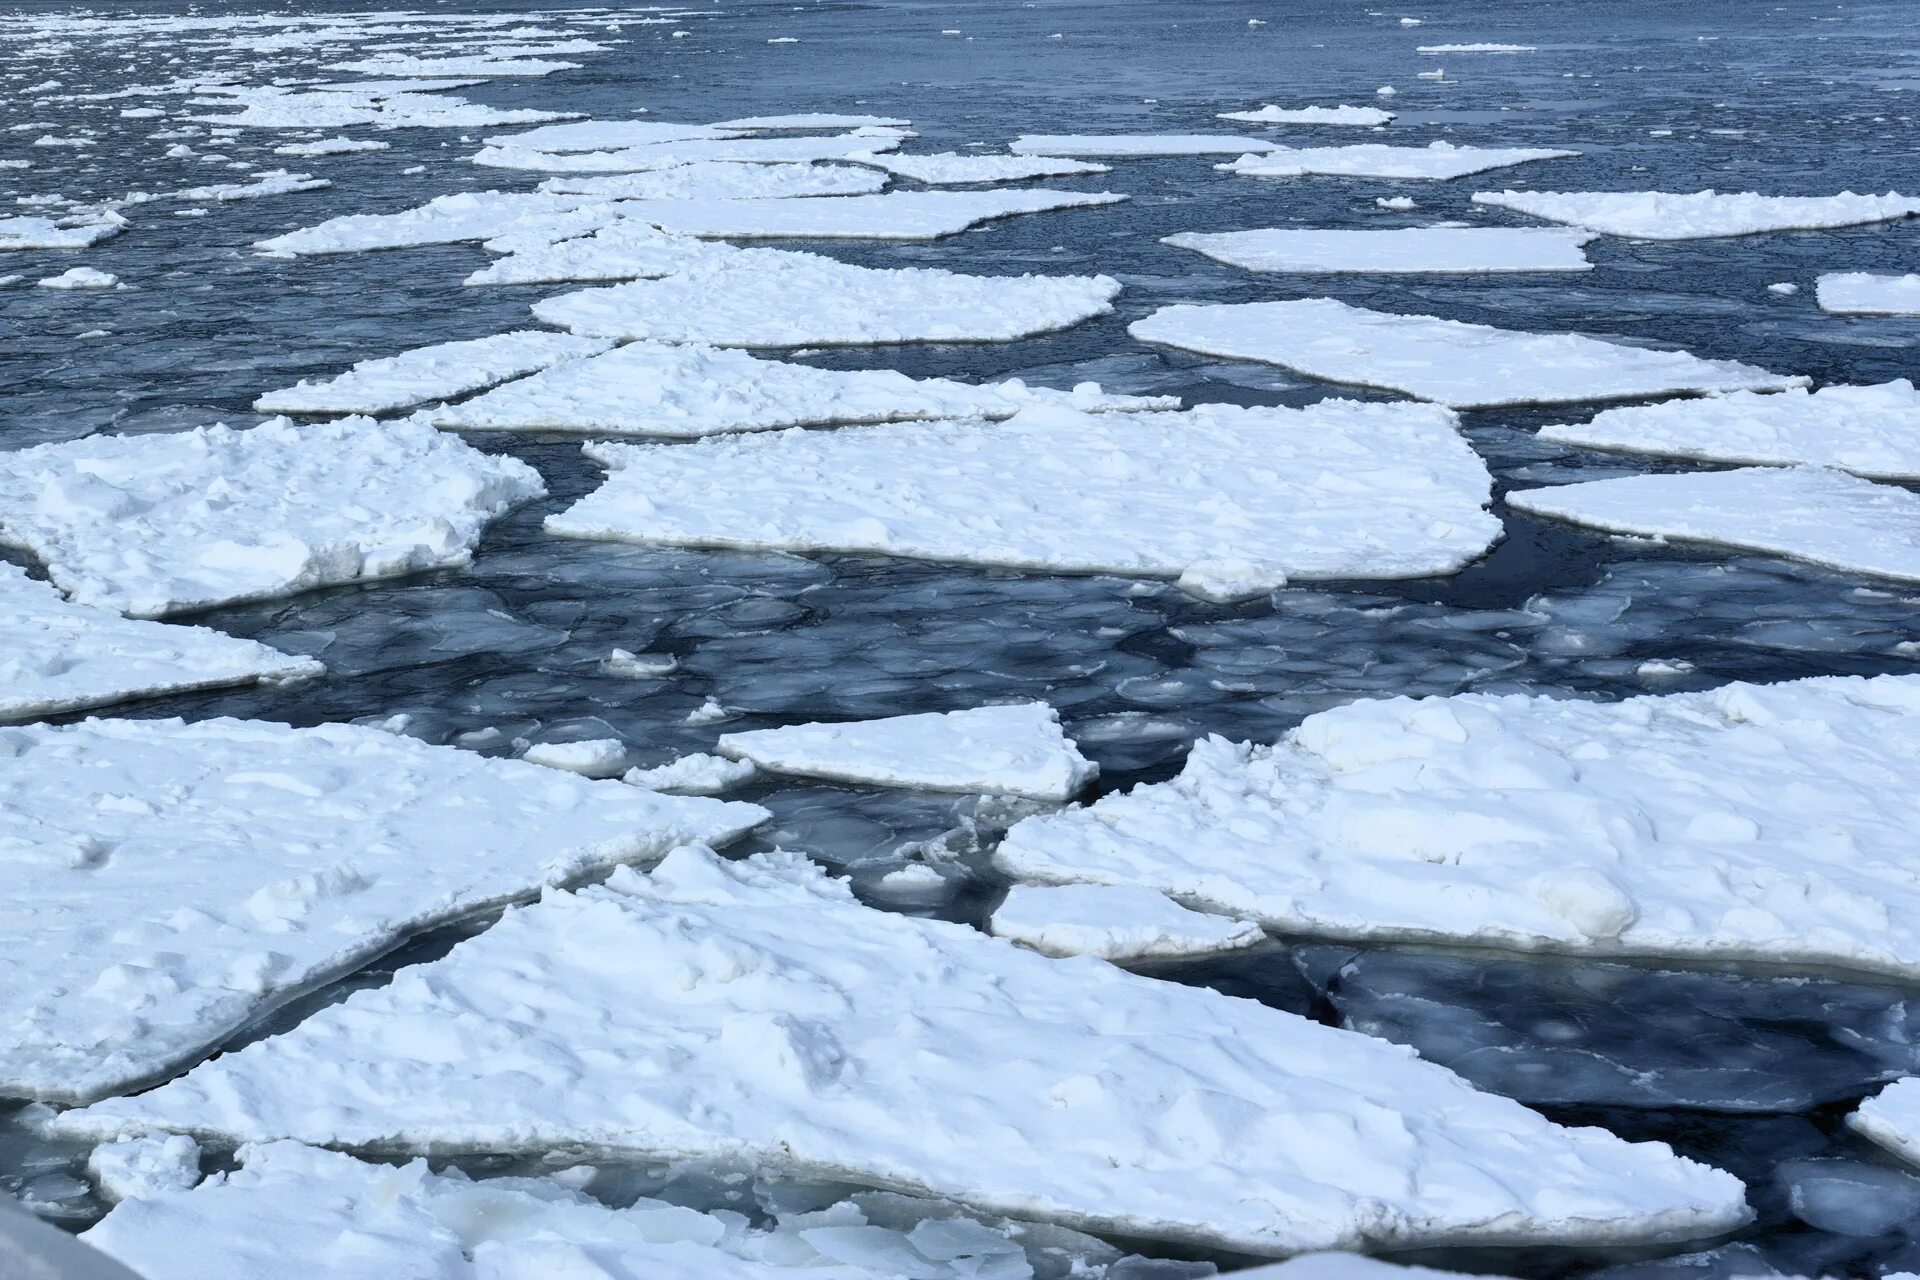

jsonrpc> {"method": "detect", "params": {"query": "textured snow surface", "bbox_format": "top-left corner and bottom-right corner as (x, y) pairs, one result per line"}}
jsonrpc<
(850, 151), (1111, 184)
(1222, 142), (1576, 180)
(0, 717), (765, 1102)
(538, 162), (890, 200)
(1507, 466), (1920, 583)
(57, 846), (1750, 1256)
(463, 221), (737, 286)
(546, 400), (1499, 593)
(0, 418), (545, 617)
(599, 189), (1127, 241)
(87, 1136), (201, 1205)
(433, 341), (1174, 437)
(254, 331), (612, 415)
(715, 703), (1098, 799)
(0, 212), (125, 250)
(1217, 104), (1396, 126)
(1130, 298), (1805, 408)
(473, 133), (903, 173)
(1010, 133), (1281, 156)
(1163, 227), (1595, 273)
(1816, 272), (1920, 315)
(532, 248), (1121, 346)
(257, 191), (605, 256)
(1538, 382), (1920, 479)
(1471, 189), (1920, 239)
(990, 883), (1266, 960)
(999, 675), (1920, 977)
(1852, 1079), (1920, 1167)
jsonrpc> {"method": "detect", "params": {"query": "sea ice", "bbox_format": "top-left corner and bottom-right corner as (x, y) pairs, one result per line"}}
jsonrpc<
(253, 330), (613, 415)
(625, 752), (759, 796)
(37, 266), (119, 289)
(1416, 43), (1537, 52)
(538, 161), (890, 200)
(1162, 227), (1595, 273)
(1851, 1079), (1920, 1166)
(849, 151), (1111, 185)
(1222, 141), (1577, 180)
(174, 168), (330, 201)
(272, 137), (390, 156)
(87, 1136), (201, 1204)
(472, 133), (904, 173)
(191, 85), (571, 131)
(715, 112), (912, 130)
(1217, 105), (1396, 126)
(1471, 189), (1920, 239)
(256, 191), (609, 256)
(1815, 272), (1920, 315)
(482, 120), (744, 151)
(1010, 132), (1282, 156)
(583, 189), (1127, 241)
(521, 738), (628, 778)
(0, 212), (125, 250)
(327, 53), (580, 77)
(989, 883), (1266, 960)
(463, 220), (736, 286)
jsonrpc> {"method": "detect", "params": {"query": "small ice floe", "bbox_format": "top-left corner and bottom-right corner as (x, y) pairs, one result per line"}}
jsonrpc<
(1217, 104), (1396, 126)
(1009, 132), (1283, 156)
(271, 136), (389, 156)
(483, 120), (745, 152)
(86, 1136), (200, 1205)
(1538, 382), (1920, 480)
(1376, 195), (1418, 209)
(0, 718), (765, 1103)
(473, 132), (905, 173)
(464, 220), (736, 286)
(545, 400), (1499, 597)
(1852, 1079), (1920, 1167)
(326, 53), (581, 77)
(1416, 42), (1537, 52)
(253, 330), (613, 416)
(256, 191), (611, 256)
(714, 703), (1097, 800)
(1129, 298), (1805, 408)
(174, 168), (330, 201)
(849, 150), (1112, 184)
(1767, 281), (1799, 295)
(1163, 226), (1595, 273)
(53, 845), (1749, 1256)
(1815, 271), (1920, 315)
(0, 563), (320, 722)
(575, 188), (1128, 242)
(521, 738), (628, 778)
(538, 160), (890, 200)
(191, 85), (571, 131)
(625, 752), (758, 796)
(990, 883), (1265, 960)
(532, 248), (1122, 346)
(1471, 189), (1920, 239)
(0, 212), (126, 250)
(433, 341), (1175, 437)
(0, 418), (545, 617)
(714, 112), (911, 130)
(37, 266), (119, 289)
(998, 674), (1920, 979)
(1222, 141), (1577, 180)
(603, 648), (678, 677)
(1508, 466), (1920, 583)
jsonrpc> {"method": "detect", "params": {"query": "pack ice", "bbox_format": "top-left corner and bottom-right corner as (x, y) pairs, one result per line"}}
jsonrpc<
(990, 883), (1266, 961)
(0, 418), (545, 618)
(54, 846), (1750, 1257)
(997, 674), (1920, 979)
(254, 331), (612, 416)
(1129, 299), (1804, 408)
(1010, 133), (1282, 156)
(1222, 142), (1576, 180)
(594, 189), (1127, 241)
(1217, 104), (1396, 126)
(0, 717), (765, 1103)
(538, 162), (890, 200)
(1851, 1079), (1920, 1167)
(1471, 189), (1920, 239)
(545, 400), (1500, 598)
(1163, 227), (1595, 273)
(1816, 272), (1920, 315)
(850, 151), (1111, 185)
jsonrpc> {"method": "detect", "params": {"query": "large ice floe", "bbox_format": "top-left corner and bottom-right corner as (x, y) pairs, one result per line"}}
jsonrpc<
(188, 85), (573, 131)
(1162, 227), (1596, 273)
(1816, 271), (1920, 315)
(0, 418), (544, 617)
(1129, 298), (1805, 408)
(545, 400), (1500, 599)
(472, 133), (905, 173)
(1537, 382), (1920, 480)
(256, 191), (610, 256)
(714, 112), (912, 130)
(482, 120), (746, 151)
(1010, 133), (1284, 156)
(1221, 142), (1577, 180)
(0, 211), (125, 250)
(1851, 1079), (1920, 1167)
(989, 883), (1266, 961)
(997, 674), (1920, 979)
(254, 331), (613, 416)
(590, 189), (1128, 241)
(714, 703), (1098, 800)
(463, 222), (739, 286)
(537, 161), (891, 200)
(1470, 189), (1920, 239)
(0, 563), (320, 721)
(531, 248), (1122, 346)
(849, 151), (1111, 185)
(0, 718), (765, 1103)
(54, 845), (1750, 1256)
(1506, 466), (1920, 583)
(1217, 104), (1396, 126)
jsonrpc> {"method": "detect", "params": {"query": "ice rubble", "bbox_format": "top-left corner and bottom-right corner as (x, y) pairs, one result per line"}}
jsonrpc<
(0, 212), (124, 250)
(253, 330), (613, 416)
(464, 221), (738, 286)
(1507, 466), (1920, 583)
(625, 752), (759, 796)
(545, 400), (1500, 597)
(1222, 142), (1577, 180)
(87, 1136), (201, 1204)
(1852, 1079), (1920, 1166)
(538, 162), (890, 200)
(531, 249), (1122, 346)
(848, 151), (1111, 185)
(596, 189), (1128, 241)
(0, 417), (545, 617)
(714, 703), (1098, 800)
(1816, 271), (1920, 315)
(1129, 298), (1805, 408)
(1217, 104), (1396, 126)
(1470, 189), (1920, 239)
(1162, 227), (1596, 273)
(0, 563), (320, 721)
(431, 341), (1174, 437)
(473, 133), (906, 173)
(989, 883), (1265, 960)
(1537, 382), (1920, 480)
(0, 717), (765, 1103)
(256, 191), (610, 256)
(1009, 133), (1282, 156)
(54, 846), (1750, 1256)
(997, 674), (1920, 979)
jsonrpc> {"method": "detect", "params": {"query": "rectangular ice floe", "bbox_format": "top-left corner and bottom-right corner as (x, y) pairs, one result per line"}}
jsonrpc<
(989, 883), (1265, 961)
(0, 418), (544, 617)
(254, 331), (613, 416)
(463, 221), (738, 286)
(1222, 141), (1576, 180)
(54, 846), (1749, 1256)
(1816, 272), (1920, 315)
(601, 189), (1126, 241)
(1851, 1079), (1920, 1166)
(1217, 104), (1396, 125)
(256, 191), (610, 256)
(1471, 189), (1920, 239)
(472, 133), (904, 173)
(849, 151), (1111, 184)
(1506, 466), (1920, 582)
(1010, 133), (1282, 156)
(0, 717), (765, 1102)
(997, 674), (1920, 979)
(538, 161), (890, 200)
(1129, 298), (1805, 408)
(432, 341), (1175, 437)
(1163, 227), (1595, 273)
(545, 400), (1499, 597)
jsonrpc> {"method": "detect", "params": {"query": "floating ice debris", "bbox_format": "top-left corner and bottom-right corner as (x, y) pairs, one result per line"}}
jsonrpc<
(191, 85), (572, 131)
(55, 846), (1750, 1256)
(326, 54), (581, 77)
(174, 169), (330, 201)
(1471, 189), (1920, 239)
(532, 248), (1121, 346)
(538, 161), (890, 200)
(604, 648), (679, 678)
(546, 400), (1498, 596)
(999, 674), (1920, 979)
(433, 341), (1175, 437)
(473, 133), (905, 173)
(849, 151), (1111, 184)
(1416, 42), (1537, 52)
(1222, 141), (1577, 180)
(990, 883), (1266, 960)
(1010, 132), (1282, 156)
(38, 266), (119, 289)
(1852, 1079), (1920, 1166)
(521, 738), (628, 778)
(463, 220), (736, 286)
(715, 112), (912, 130)
(253, 330), (613, 416)
(1508, 466), (1920, 583)
(257, 191), (608, 256)
(1130, 298), (1804, 408)
(625, 752), (758, 796)
(271, 137), (390, 156)
(1217, 104), (1396, 126)
(0, 212), (125, 250)
(87, 1136), (201, 1205)
(1163, 226), (1595, 273)
(1538, 382), (1920, 480)
(482, 120), (744, 151)
(0, 418), (545, 618)
(585, 189), (1127, 241)
(0, 718), (765, 1103)
(1816, 271), (1920, 315)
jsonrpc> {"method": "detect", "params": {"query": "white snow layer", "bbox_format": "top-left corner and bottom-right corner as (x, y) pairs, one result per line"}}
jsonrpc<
(464, 221), (737, 286)
(481, 120), (744, 151)
(87, 1136), (202, 1205)
(0, 417), (545, 617)
(37, 266), (120, 290)
(472, 133), (904, 174)
(537, 162), (890, 200)
(1221, 142), (1577, 180)
(1470, 189), (1920, 239)
(715, 112), (911, 130)
(989, 883), (1266, 960)
(0, 717), (765, 1102)
(174, 169), (330, 202)
(596, 189), (1127, 241)
(1851, 1079), (1920, 1167)
(0, 212), (125, 250)
(54, 845), (1750, 1257)
(1010, 133), (1282, 156)
(1816, 272), (1920, 315)
(1128, 298), (1805, 408)
(1217, 105), (1396, 126)
(625, 752), (759, 796)
(850, 151), (1111, 185)
(1163, 227), (1595, 274)
(257, 191), (608, 256)
(545, 400), (1500, 597)
(253, 331), (613, 416)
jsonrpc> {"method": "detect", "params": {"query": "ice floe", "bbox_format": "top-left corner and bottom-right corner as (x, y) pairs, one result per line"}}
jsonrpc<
(191, 85), (572, 131)
(55, 845), (1750, 1256)
(327, 53), (580, 77)
(1471, 189), (1920, 239)
(1816, 271), (1920, 315)
(1010, 132), (1281, 156)
(521, 738), (628, 778)
(483, 120), (744, 151)
(990, 883), (1266, 960)
(38, 266), (119, 289)
(87, 1136), (201, 1205)
(1162, 226), (1595, 273)
(625, 752), (759, 796)
(1217, 104), (1396, 126)
(1222, 141), (1577, 180)
(0, 212), (124, 250)
(257, 191), (607, 256)
(175, 168), (330, 202)
(538, 161), (890, 200)
(463, 220), (736, 286)
(253, 330), (613, 416)
(1852, 1079), (1920, 1167)
(473, 133), (905, 173)
(271, 136), (390, 156)
(582, 189), (1127, 241)
(1416, 42), (1537, 52)
(849, 151), (1111, 185)
(1129, 298), (1805, 408)
(0, 717), (764, 1102)
(715, 112), (912, 130)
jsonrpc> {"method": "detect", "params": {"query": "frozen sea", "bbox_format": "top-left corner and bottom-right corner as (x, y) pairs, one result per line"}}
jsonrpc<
(4, 0), (1920, 1274)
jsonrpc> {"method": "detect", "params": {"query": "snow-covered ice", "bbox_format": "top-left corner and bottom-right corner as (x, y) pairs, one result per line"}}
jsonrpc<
(1009, 132), (1281, 156)
(87, 1136), (201, 1205)
(482, 120), (744, 151)
(54, 845), (1750, 1256)
(1815, 272), (1920, 315)
(849, 151), (1111, 185)
(1852, 1079), (1920, 1167)
(989, 883), (1266, 960)
(272, 137), (389, 157)
(715, 112), (911, 130)
(521, 738), (628, 778)
(191, 85), (572, 132)
(257, 191), (608, 256)
(1163, 227), (1595, 273)
(1222, 141), (1578, 180)
(253, 330), (613, 416)
(0, 717), (765, 1102)
(538, 161), (890, 200)
(463, 220), (736, 286)
(327, 53), (580, 77)
(175, 168), (329, 202)
(1129, 298), (1805, 408)
(625, 752), (758, 796)
(472, 133), (905, 173)
(0, 212), (124, 250)
(1471, 189), (1920, 239)
(582, 189), (1127, 241)
(1416, 43), (1537, 52)
(37, 266), (119, 289)
(1217, 105), (1396, 126)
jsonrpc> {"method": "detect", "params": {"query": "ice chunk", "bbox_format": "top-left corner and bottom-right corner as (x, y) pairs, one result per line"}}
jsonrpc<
(1130, 298), (1805, 408)
(254, 331), (613, 416)
(87, 1136), (201, 1204)
(257, 191), (608, 256)
(521, 738), (628, 778)
(990, 883), (1265, 960)
(463, 221), (736, 286)
(1223, 141), (1576, 179)
(272, 137), (390, 156)
(1471, 189), (1920, 239)
(0, 212), (125, 250)
(1416, 42), (1537, 52)
(1217, 104), (1396, 126)
(55, 847), (1750, 1256)
(174, 169), (330, 202)
(191, 85), (572, 131)
(715, 113), (912, 130)
(327, 54), (580, 77)
(0, 417), (545, 617)
(482, 120), (745, 151)
(1852, 1078), (1920, 1166)
(473, 133), (905, 173)
(538, 161), (890, 200)
(625, 753), (759, 796)
(850, 151), (1111, 185)
(0, 717), (765, 1102)
(590, 189), (1128, 241)
(1010, 132), (1283, 156)
(38, 266), (120, 289)
(1163, 226), (1595, 273)
(1815, 272), (1920, 315)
